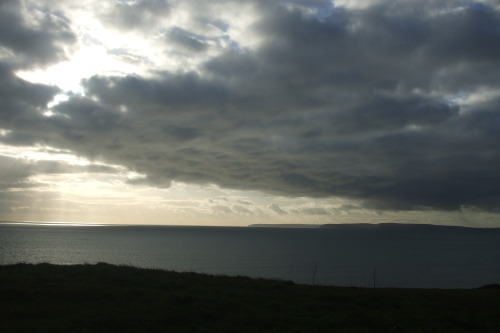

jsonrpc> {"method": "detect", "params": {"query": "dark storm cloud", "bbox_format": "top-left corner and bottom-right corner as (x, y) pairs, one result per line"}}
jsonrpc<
(0, 0), (75, 69)
(2, 0), (500, 213)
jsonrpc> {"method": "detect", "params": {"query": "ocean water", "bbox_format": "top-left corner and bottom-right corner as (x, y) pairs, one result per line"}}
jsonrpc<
(1, 222), (499, 289)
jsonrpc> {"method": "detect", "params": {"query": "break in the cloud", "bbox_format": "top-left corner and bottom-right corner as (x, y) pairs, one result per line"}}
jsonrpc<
(1, 0), (500, 226)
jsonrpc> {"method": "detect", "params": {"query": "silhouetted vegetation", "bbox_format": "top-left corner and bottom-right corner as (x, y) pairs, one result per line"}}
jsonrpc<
(478, 283), (500, 289)
(0, 263), (499, 332)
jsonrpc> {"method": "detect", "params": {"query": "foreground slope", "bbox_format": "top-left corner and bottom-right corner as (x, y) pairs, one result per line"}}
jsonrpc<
(0, 263), (499, 332)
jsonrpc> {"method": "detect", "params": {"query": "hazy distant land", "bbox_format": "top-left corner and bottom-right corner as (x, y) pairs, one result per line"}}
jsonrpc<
(249, 223), (322, 228)
(249, 222), (500, 231)
(1, 263), (499, 332)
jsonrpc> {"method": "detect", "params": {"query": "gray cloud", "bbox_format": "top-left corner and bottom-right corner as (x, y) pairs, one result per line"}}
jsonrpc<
(0, 0), (73, 156)
(0, 154), (120, 193)
(212, 204), (232, 215)
(0, 155), (34, 189)
(0, 152), (121, 219)
(99, 0), (170, 32)
(166, 28), (210, 53)
(299, 207), (330, 216)
(0, 0), (76, 69)
(232, 205), (253, 215)
(268, 203), (287, 215)
(0, 64), (59, 123)
(2, 0), (500, 214)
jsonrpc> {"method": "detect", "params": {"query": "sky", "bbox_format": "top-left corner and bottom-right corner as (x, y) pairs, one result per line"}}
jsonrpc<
(1, 0), (500, 227)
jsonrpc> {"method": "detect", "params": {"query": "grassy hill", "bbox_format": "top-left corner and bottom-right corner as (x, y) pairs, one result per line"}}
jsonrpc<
(0, 263), (499, 332)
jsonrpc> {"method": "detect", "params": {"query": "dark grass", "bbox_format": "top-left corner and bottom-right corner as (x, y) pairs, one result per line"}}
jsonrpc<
(1, 263), (499, 332)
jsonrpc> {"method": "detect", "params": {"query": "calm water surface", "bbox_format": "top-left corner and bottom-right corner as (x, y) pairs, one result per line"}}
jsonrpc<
(1, 222), (499, 288)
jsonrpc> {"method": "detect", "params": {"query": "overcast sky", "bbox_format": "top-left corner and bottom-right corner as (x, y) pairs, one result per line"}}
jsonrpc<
(1, 0), (500, 227)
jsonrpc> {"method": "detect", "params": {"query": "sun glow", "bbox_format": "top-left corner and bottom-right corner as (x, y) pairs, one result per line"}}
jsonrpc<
(0, 144), (90, 166)
(14, 4), (159, 94)
(16, 41), (144, 94)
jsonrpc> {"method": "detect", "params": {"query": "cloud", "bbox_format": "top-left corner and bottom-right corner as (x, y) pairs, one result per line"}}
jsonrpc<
(232, 205), (253, 215)
(1, 0), (500, 215)
(212, 204), (232, 215)
(299, 207), (330, 216)
(98, 0), (171, 32)
(0, 0), (76, 69)
(165, 28), (210, 53)
(0, 153), (119, 186)
(0, 155), (33, 189)
(268, 203), (287, 215)
(0, 64), (57, 103)
(0, 63), (59, 134)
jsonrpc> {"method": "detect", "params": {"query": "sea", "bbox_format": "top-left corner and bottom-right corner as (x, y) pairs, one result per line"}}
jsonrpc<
(1, 222), (499, 289)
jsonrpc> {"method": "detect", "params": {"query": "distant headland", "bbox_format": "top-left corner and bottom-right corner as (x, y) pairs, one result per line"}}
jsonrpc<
(248, 223), (500, 231)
